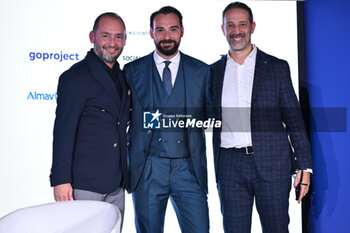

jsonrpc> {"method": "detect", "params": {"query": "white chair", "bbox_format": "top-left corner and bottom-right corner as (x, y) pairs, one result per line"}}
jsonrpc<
(0, 200), (121, 233)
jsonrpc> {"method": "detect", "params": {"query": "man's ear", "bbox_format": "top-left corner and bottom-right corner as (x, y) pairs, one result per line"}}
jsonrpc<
(150, 28), (154, 39)
(251, 22), (256, 34)
(89, 31), (94, 43)
(221, 24), (225, 35)
(124, 34), (127, 46)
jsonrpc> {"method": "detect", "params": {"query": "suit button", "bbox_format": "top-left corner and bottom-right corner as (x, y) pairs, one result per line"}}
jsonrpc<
(117, 121), (120, 125)
(158, 138), (162, 142)
(113, 143), (118, 147)
(126, 142), (130, 146)
(147, 130), (152, 134)
(143, 148), (147, 153)
(177, 140), (181, 144)
(101, 109), (106, 112)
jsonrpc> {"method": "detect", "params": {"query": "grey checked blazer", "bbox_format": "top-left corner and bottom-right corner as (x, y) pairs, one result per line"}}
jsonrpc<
(210, 48), (312, 182)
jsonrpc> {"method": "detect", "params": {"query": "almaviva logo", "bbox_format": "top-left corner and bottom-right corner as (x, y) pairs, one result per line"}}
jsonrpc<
(27, 91), (57, 101)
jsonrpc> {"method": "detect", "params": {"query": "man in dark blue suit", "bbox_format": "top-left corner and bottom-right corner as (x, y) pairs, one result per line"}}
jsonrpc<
(50, 12), (129, 225)
(124, 6), (211, 233)
(210, 2), (312, 233)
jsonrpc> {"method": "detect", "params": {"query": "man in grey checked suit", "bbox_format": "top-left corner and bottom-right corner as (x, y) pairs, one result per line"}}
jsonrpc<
(210, 2), (313, 233)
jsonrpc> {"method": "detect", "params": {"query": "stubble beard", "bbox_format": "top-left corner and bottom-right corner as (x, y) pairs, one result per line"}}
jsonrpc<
(228, 33), (251, 51)
(99, 46), (122, 63)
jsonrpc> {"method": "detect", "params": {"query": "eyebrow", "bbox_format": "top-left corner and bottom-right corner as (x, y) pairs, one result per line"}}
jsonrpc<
(101, 32), (124, 36)
(226, 20), (248, 24)
(155, 25), (180, 30)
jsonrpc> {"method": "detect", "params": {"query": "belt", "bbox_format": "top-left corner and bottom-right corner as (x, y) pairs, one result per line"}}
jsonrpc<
(224, 146), (254, 155)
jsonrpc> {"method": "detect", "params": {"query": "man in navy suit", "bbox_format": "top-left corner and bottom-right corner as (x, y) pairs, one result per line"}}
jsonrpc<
(50, 12), (129, 225)
(124, 6), (211, 233)
(210, 2), (312, 233)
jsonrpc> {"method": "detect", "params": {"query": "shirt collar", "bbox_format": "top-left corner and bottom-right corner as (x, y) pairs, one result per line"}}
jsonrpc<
(227, 44), (257, 65)
(153, 50), (181, 66)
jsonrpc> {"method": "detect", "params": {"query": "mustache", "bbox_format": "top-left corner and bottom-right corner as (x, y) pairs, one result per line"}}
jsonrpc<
(160, 40), (176, 44)
(229, 34), (246, 39)
(103, 45), (119, 50)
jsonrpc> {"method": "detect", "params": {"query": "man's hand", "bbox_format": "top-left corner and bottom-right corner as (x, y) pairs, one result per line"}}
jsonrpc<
(54, 183), (74, 201)
(293, 170), (310, 203)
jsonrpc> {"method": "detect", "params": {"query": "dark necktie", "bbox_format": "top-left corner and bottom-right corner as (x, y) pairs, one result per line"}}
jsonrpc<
(163, 61), (172, 96)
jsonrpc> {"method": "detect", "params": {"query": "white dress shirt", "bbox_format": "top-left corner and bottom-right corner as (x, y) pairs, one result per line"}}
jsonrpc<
(153, 51), (180, 87)
(220, 45), (257, 148)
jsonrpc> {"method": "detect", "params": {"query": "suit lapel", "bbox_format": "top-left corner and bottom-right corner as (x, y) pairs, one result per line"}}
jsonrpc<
(86, 51), (120, 107)
(118, 70), (129, 114)
(182, 54), (198, 109)
(182, 54), (195, 135)
(214, 56), (227, 113)
(181, 53), (206, 136)
(129, 53), (154, 109)
(251, 49), (268, 105)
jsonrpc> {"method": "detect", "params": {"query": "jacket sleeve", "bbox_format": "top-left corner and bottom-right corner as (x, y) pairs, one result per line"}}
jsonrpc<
(50, 69), (86, 186)
(279, 61), (312, 170)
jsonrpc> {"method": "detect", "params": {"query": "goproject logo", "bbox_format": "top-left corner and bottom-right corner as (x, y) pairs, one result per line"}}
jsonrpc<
(29, 51), (80, 62)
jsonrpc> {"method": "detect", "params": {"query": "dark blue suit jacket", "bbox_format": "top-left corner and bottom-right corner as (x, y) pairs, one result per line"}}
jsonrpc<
(211, 48), (312, 182)
(124, 52), (212, 193)
(50, 50), (130, 193)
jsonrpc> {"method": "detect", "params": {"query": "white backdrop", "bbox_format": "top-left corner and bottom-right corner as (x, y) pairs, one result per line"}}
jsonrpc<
(0, 0), (301, 232)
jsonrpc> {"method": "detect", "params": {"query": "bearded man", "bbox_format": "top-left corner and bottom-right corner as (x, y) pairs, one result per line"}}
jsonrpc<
(124, 6), (211, 233)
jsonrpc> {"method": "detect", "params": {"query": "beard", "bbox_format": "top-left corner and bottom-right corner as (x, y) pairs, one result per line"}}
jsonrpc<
(155, 39), (180, 56)
(228, 33), (251, 51)
(97, 46), (122, 63)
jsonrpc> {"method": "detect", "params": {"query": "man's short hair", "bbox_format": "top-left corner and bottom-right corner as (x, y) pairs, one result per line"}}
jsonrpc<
(150, 6), (183, 29)
(222, 2), (253, 24)
(93, 12), (126, 32)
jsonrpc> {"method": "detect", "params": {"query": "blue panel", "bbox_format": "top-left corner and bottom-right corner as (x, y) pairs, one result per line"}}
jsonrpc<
(304, 0), (350, 232)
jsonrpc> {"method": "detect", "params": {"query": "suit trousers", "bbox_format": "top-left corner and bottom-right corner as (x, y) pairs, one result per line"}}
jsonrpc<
(73, 187), (125, 228)
(132, 154), (209, 233)
(217, 148), (291, 233)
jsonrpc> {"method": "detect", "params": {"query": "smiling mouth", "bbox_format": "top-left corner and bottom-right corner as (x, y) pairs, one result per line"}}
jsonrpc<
(230, 34), (245, 41)
(233, 37), (243, 41)
(162, 45), (174, 50)
(104, 46), (119, 53)
(160, 40), (175, 47)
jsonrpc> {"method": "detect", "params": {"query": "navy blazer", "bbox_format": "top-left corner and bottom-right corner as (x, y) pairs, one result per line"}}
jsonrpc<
(50, 50), (130, 194)
(124, 52), (212, 193)
(211, 48), (312, 182)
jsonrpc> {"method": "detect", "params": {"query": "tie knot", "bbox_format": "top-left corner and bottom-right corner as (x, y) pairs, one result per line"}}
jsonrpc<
(164, 60), (171, 68)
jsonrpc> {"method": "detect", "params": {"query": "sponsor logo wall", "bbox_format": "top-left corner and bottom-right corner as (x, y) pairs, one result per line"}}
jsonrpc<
(0, 0), (301, 232)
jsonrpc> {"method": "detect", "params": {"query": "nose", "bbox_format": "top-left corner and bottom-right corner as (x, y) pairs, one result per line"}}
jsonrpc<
(232, 26), (240, 34)
(163, 30), (171, 39)
(108, 37), (116, 46)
